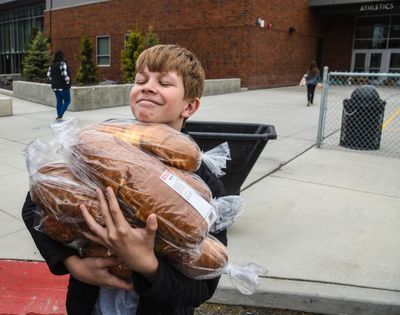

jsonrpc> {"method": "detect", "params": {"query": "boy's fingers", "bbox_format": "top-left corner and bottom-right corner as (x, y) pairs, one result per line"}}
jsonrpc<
(106, 276), (133, 291)
(97, 257), (133, 290)
(96, 187), (115, 230)
(105, 187), (127, 227)
(97, 256), (121, 268)
(146, 214), (158, 234)
(80, 204), (106, 239)
(81, 230), (105, 246)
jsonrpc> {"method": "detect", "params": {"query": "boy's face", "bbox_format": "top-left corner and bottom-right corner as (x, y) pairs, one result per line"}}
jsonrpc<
(130, 67), (199, 130)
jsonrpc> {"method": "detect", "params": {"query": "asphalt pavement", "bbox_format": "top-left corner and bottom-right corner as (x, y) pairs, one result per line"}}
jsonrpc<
(0, 86), (399, 315)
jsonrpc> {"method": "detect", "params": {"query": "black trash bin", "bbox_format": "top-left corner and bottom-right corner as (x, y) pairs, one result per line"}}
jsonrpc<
(185, 121), (277, 195)
(339, 85), (386, 150)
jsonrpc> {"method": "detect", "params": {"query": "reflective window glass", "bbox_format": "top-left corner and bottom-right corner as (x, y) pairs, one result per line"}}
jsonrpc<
(0, 3), (44, 74)
(389, 53), (400, 71)
(388, 39), (400, 48)
(369, 53), (382, 68)
(354, 53), (366, 72)
(97, 36), (110, 66)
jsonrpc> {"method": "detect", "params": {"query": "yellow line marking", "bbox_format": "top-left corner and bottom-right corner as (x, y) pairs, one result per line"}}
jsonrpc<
(383, 108), (400, 129)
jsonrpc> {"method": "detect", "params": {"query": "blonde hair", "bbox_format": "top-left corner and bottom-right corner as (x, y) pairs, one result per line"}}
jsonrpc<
(136, 44), (205, 99)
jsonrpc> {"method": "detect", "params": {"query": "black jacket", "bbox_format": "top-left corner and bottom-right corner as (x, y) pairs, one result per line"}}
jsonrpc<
(22, 162), (227, 315)
(48, 61), (71, 90)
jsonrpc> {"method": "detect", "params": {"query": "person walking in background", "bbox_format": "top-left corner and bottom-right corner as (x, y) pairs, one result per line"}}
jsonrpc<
(47, 50), (71, 120)
(302, 61), (321, 106)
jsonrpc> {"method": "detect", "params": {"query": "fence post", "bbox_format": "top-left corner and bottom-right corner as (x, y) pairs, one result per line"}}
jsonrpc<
(316, 66), (329, 148)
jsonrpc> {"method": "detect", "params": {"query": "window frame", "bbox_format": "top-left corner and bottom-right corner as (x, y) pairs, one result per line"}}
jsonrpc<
(96, 35), (110, 67)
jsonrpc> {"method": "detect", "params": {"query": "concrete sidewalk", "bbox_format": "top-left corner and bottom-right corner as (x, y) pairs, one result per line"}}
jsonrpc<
(0, 86), (399, 314)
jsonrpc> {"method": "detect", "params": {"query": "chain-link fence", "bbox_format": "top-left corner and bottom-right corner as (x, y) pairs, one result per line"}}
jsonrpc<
(316, 68), (400, 158)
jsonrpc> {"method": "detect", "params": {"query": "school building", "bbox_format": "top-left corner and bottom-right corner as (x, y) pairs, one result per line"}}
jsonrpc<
(0, 0), (399, 89)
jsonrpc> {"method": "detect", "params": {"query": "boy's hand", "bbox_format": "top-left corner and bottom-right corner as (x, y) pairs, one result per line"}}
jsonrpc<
(81, 187), (159, 282)
(63, 255), (133, 290)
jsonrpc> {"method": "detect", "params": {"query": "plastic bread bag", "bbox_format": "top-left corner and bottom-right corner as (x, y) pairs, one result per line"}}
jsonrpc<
(59, 124), (217, 254)
(94, 118), (229, 176)
(28, 160), (104, 227)
(82, 233), (265, 295)
(25, 138), (63, 177)
(202, 142), (231, 177)
(210, 195), (246, 233)
(33, 208), (88, 250)
(178, 234), (267, 295)
(89, 118), (202, 172)
(26, 160), (212, 281)
(24, 138), (100, 223)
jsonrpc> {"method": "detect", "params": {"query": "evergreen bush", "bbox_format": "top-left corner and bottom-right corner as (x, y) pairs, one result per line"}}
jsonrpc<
(22, 31), (51, 82)
(143, 26), (159, 49)
(75, 35), (97, 85)
(120, 28), (158, 83)
(120, 30), (144, 83)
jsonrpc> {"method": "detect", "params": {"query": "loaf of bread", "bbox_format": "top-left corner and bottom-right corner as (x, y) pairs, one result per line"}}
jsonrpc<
(93, 121), (201, 171)
(30, 160), (226, 280)
(39, 212), (81, 243)
(68, 128), (215, 251)
(82, 244), (132, 280)
(83, 234), (228, 280)
(168, 166), (212, 202)
(30, 162), (103, 226)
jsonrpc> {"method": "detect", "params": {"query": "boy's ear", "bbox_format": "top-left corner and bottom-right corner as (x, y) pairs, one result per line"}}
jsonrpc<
(182, 98), (200, 118)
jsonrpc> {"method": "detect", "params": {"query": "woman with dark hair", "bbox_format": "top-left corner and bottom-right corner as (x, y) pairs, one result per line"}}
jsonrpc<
(303, 61), (321, 106)
(47, 50), (71, 120)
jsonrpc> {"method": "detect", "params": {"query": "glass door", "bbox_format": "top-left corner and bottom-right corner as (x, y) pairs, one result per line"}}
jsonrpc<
(352, 50), (386, 72)
(388, 50), (400, 73)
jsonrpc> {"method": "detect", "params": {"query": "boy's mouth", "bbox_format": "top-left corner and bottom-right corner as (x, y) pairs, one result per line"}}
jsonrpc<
(137, 98), (162, 106)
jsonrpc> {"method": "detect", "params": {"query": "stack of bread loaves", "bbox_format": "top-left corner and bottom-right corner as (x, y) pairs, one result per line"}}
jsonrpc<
(29, 121), (228, 280)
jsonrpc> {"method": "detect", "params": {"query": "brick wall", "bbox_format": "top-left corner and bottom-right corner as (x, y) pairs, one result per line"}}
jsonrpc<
(321, 15), (355, 72)
(45, 0), (338, 89)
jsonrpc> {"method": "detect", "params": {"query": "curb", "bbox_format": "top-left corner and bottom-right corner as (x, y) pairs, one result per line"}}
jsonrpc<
(0, 260), (68, 314)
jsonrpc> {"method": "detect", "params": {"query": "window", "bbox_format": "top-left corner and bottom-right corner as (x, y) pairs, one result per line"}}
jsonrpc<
(0, 3), (45, 74)
(354, 15), (400, 49)
(96, 36), (110, 66)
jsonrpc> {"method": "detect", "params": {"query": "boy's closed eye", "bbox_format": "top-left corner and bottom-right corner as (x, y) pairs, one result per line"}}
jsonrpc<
(159, 80), (174, 87)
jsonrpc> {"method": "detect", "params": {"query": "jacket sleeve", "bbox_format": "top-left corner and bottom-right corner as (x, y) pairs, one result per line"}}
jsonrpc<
(47, 66), (51, 81)
(21, 191), (78, 275)
(132, 162), (228, 307)
(60, 61), (70, 85)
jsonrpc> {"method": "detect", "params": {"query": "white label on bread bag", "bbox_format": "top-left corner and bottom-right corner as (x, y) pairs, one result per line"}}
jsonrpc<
(160, 169), (217, 229)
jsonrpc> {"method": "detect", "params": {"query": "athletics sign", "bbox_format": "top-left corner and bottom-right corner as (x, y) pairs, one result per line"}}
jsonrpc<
(360, 3), (395, 12)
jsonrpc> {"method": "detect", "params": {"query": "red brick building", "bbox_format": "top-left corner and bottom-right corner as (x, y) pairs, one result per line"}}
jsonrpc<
(1, 0), (399, 89)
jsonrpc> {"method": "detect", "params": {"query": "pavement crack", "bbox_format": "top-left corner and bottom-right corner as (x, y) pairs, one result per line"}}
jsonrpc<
(241, 144), (317, 193)
(261, 275), (400, 293)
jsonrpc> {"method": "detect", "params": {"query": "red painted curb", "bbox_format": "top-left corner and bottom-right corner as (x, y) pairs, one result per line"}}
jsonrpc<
(0, 260), (68, 315)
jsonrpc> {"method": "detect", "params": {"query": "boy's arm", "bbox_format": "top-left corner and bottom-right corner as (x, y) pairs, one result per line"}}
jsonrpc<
(21, 191), (78, 275)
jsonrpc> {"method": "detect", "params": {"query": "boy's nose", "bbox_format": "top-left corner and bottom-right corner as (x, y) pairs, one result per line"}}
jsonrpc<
(142, 86), (156, 94)
(141, 80), (157, 94)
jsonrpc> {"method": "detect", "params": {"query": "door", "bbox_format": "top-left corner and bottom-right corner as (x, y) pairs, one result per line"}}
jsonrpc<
(352, 50), (386, 73)
(388, 50), (400, 73)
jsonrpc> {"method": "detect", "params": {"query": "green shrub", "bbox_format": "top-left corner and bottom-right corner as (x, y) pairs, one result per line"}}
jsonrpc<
(143, 26), (159, 49)
(120, 30), (143, 83)
(120, 27), (159, 83)
(75, 35), (97, 85)
(22, 31), (51, 82)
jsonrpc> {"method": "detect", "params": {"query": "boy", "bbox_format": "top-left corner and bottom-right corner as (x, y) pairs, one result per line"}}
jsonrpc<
(22, 44), (227, 315)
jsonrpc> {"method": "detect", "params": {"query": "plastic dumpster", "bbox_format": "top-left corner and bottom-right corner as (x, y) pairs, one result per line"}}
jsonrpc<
(339, 85), (386, 150)
(185, 121), (277, 195)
